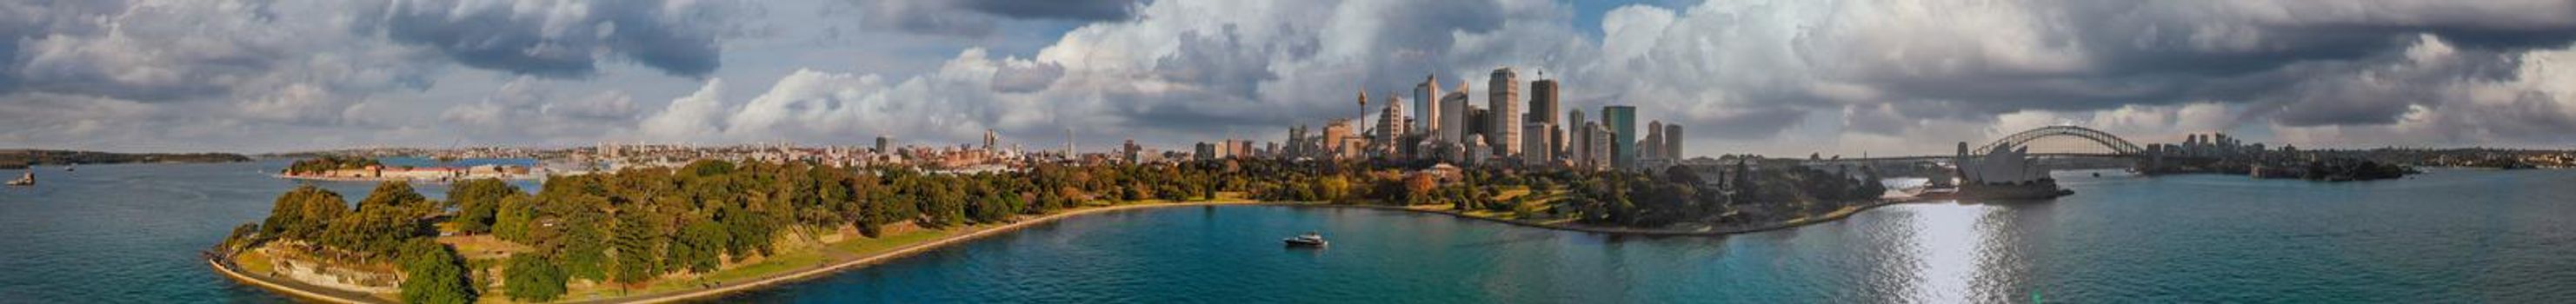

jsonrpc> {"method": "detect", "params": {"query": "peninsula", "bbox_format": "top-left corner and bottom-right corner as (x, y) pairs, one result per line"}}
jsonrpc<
(210, 155), (1891, 303)
(0, 149), (251, 169)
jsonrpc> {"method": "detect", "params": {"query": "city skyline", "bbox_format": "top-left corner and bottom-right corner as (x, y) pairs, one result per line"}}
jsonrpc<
(8, 1), (2576, 156)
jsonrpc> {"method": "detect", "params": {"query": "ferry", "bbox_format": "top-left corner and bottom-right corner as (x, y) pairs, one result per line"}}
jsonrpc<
(1282, 232), (1327, 247)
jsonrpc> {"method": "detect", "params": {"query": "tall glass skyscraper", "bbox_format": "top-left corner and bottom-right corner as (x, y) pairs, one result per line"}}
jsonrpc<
(1601, 106), (1637, 169)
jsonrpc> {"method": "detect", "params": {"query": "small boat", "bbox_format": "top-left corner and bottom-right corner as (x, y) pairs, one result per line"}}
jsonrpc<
(1282, 231), (1327, 247)
(6, 172), (31, 186)
(64, 164), (75, 172)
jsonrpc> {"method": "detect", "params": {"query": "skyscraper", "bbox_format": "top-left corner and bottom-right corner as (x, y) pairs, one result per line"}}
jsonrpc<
(1568, 109), (1588, 169)
(1602, 106), (1637, 169)
(1587, 122), (1613, 171)
(1522, 122), (1552, 165)
(1376, 95), (1407, 156)
(1665, 123), (1683, 160)
(1441, 87), (1471, 145)
(1528, 77), (1560, 155)
(1415, 74), (1441, 136)
(983, 129), (999, 150)
(1488, 67), (1520, 158)
(1643, 120), (1664, 162)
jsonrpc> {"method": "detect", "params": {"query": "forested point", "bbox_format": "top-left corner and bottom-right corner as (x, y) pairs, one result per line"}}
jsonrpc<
(281, 155), (386, 175)
(216, 157), (1882, 303)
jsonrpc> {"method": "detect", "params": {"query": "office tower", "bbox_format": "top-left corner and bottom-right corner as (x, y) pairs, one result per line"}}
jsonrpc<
(1644, 121), (1664, 162)
(1568, 109), (1588, 168)
(1122, 139), (1142, 162)
(983, 129), (999, 150)
(1602, 106), (1637, 169)
(1488, 67), (1520, 158)
(1587, 122), (1612, 170)
(1377, 96), (1407, 156)
(1441, 89), (1470, 144)
(1522, 122), (1553, 165)
(1529, 77), (1560, 155)
(1323, 120), (1353, 159)
(1466, 107), (1488, 140)
(1665, 124), (1683, 160)
(1415, 74), (1441, 136)
(875, 135), (891, 154)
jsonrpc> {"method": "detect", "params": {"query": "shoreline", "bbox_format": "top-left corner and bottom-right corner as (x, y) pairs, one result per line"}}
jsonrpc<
(216, 199), (1927, 303)
(1315, 198), (1927, 236)
(270, 174), (552, 183)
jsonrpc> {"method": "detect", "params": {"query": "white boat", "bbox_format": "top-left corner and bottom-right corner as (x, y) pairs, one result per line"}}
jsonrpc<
(1282, 231), (1327, 247)
(6, 172), (31, 186)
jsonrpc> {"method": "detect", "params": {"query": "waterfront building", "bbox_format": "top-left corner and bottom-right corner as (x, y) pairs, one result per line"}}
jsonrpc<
(1954, 141), (2070, 199)
(1602, 106), (1637, 169)
(1488, 67), (1521, 158)
(1416, 74), (1441, 137)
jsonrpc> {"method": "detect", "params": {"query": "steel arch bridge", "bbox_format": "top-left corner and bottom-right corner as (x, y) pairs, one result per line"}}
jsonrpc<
(1973, 125), (2145, 156)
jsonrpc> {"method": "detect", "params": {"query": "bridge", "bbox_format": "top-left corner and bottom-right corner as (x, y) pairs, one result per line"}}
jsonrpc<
(1810, 125), (2148, 164)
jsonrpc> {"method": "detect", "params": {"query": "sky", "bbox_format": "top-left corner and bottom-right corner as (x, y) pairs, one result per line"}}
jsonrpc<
(5, 0), (2576, 156)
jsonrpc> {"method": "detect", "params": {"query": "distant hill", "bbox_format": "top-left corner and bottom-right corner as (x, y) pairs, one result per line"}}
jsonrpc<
(0, 149), (253, 169)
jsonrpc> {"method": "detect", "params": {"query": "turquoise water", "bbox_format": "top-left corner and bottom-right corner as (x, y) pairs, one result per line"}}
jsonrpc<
(0, 160), (531, 303)
(2, 162), (2571, 302)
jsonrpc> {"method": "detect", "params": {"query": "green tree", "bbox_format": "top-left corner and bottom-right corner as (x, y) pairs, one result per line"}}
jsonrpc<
(670, 219), (728, 274)
(262, 185), (349, 241)
(502, 254), (567, 301)
(396, 240), (476, 304)
(609, 208), (662, 285)
(447, 178), (519, 234)
(490, 193), (540, 244)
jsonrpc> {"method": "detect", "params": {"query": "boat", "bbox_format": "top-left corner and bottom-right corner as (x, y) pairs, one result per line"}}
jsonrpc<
(1282, 231), (1327, 247)
(6, 172), (31, 186)
(64, 164), (74, 172)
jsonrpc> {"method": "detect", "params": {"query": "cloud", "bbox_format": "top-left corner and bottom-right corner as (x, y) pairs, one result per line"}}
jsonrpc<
(370, 0), (744, 77)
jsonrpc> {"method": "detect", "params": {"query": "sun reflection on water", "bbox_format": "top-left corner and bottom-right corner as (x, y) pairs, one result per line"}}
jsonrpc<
(1905, 203), (2005, 303)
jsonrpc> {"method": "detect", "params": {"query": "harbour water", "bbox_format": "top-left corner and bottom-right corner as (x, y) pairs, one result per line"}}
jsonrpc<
(2, 161), (2570, 302)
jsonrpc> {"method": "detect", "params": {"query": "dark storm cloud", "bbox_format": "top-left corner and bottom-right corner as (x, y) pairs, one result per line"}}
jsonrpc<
(1863, 1), (2576, 123)
(373, 0), (735, 77)
(860, 0), (1145, 36)
(1153, 24), (1300, 98)
(959, 0), (1145, 21)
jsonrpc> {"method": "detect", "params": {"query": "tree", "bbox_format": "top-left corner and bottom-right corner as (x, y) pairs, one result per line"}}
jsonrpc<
(490, 193), (540, 244)
(396, 240), (476, 304)
(447, 178), (519, 234)
(263, 185), (349, 241)
(670, 219), (728, 274)
(502, 254), (567, 302)
(356, 181), (433, 216)
(609, 209), (662, 285)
